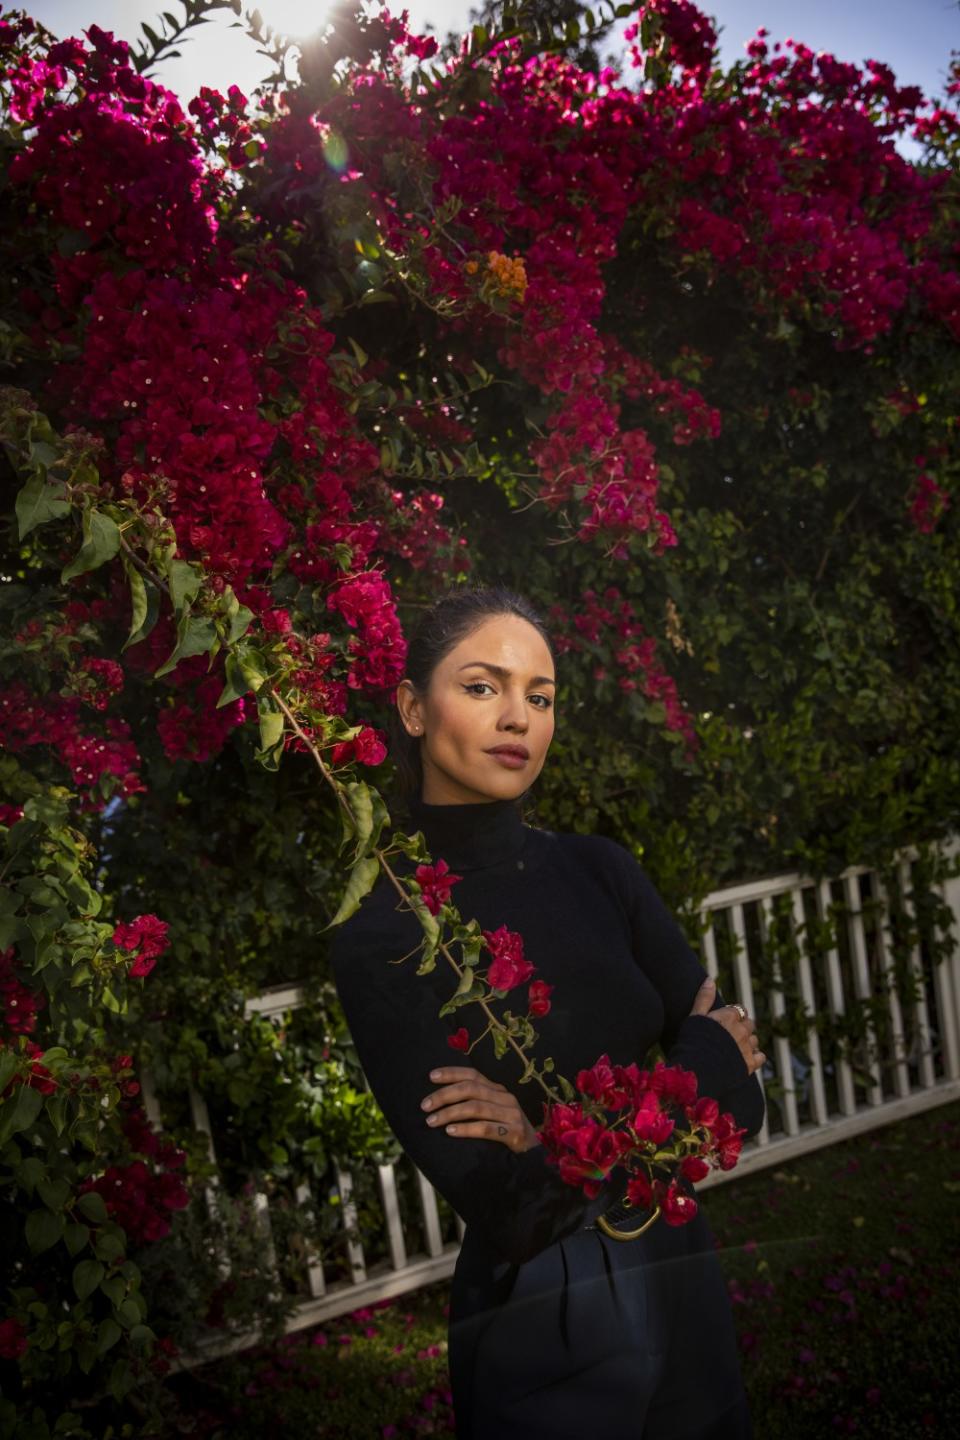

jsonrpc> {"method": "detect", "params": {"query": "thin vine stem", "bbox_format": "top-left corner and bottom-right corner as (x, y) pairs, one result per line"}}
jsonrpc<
(267, 685), (565, 1108)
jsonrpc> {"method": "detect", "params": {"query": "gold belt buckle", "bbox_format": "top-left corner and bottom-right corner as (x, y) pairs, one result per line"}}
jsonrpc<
(594, 1202), (661, 1242)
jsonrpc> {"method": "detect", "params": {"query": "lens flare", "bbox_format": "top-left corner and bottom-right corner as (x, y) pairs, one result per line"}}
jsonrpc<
(260, 2), (331, 40)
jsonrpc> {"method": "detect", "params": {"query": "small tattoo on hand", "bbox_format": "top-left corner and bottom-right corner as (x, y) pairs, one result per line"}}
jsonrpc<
(498, 1126), (507, 1136)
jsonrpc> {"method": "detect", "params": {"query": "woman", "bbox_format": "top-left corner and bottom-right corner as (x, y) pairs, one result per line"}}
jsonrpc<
(329, 585), (766, 1440)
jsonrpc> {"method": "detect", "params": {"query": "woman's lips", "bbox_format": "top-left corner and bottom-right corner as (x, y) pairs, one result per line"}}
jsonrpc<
(485, 749), (529, 769)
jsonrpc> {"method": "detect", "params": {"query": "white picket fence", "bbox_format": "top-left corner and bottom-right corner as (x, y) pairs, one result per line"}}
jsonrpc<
(144, 834), (960, 1364)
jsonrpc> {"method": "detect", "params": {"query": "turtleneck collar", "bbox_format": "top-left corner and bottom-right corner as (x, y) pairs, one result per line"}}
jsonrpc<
(404, 793), (528, 872)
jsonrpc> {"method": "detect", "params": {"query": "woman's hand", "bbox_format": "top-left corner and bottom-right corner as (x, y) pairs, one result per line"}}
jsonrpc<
(420, 1066), (541, 1153)
(690, 976), (766, 1076)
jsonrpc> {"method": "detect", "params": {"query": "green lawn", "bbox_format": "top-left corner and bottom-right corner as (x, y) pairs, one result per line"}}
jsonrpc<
(169, 1098), (960, 1439)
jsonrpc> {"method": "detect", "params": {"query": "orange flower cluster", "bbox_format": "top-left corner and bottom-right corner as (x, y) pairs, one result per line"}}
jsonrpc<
(466, 251), (528, 303)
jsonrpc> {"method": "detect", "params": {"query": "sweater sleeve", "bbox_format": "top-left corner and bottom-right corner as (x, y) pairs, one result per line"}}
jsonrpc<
(328, 890), (618, 1267)
(606, 842), (766, 1140)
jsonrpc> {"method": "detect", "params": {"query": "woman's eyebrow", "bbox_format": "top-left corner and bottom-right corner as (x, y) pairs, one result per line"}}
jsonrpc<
(457, 661), (556, 686)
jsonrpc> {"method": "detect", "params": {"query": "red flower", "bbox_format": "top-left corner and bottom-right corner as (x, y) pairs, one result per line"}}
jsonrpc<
(527, 978), (553, 1017)
(330, 726), (389, 766)
(19, 1040), (57, 1095)
(626, 1172), (655, 1211)
(691, 1095), (720, 1128)
(0, 947), (46, 1035)
(112, 914), (170, 978)
(631, 1090), (676, 1145)
(680, 1154), (710, 1183)
(447, 1027), (470, 1051)
(711, 1111), (747, 1171)
(538, 1101), (633, 1198)
(647, 1057), (699, 1108)
(576, 1053), (645, 1111)
(414, 858), (463, 916)
(482, 926), (534, 991)
(0, 1316), (27, 1361)
(661, 1177), (699, 1227)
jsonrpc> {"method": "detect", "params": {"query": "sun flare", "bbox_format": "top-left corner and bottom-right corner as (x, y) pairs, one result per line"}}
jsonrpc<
(258, 1), (333, 40)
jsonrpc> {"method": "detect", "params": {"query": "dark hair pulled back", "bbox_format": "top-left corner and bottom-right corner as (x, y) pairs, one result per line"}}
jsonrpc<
(386, 585), (556, 809)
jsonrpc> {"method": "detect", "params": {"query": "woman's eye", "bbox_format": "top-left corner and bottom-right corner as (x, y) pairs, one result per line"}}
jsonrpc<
(462, 682), (552, 709)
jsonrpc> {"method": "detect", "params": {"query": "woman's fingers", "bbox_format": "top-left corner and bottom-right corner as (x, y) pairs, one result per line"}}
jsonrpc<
(425, 1098), (515, 1129)
(420, 1069), (532, 1149)
(703, 1004), (767, 1073)
(421, 1077), (505, 1112)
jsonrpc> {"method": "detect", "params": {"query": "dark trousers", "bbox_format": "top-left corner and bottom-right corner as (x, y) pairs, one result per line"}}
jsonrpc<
(449, 1208), (752, 1440)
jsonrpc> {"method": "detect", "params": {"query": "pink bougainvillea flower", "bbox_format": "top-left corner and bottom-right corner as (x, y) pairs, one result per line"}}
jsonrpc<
(447, 1027), (470, 1052)
(527, 978), (553, 1017)
(330, 726), (389, 766)
(646, 1056), (699, 1109)
(626, 1171), (655, 1211)
(112, 914), (170, 978)
(538, 1100), (633, 1198)
(576, 1053), (647, 1111)
(631, 1089), (677, 1145)
(414, 858), (463, 915)
(481, 925), (535, 991)
(0, 1316), (28, 1361)
(661, 1177), (699, 1226)
(680, 1154), (711, 1183)
(0, 947), (46, 1035)
(691, 1095), (720, 1128)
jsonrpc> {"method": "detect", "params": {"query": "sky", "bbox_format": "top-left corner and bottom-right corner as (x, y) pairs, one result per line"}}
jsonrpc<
(15, 0), (960, 116)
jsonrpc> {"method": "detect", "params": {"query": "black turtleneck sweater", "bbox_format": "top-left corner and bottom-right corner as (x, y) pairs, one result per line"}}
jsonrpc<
(329, 796), (765, 1268)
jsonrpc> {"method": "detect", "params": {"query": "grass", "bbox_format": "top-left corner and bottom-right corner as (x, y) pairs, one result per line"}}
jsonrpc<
(166, 1098), (960, 1439)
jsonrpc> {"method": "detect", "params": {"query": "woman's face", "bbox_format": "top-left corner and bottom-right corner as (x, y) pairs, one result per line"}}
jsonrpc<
(398, 613), (556, 805)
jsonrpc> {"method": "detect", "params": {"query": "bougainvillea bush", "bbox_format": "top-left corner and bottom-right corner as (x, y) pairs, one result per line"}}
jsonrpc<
(1, 0), (958, 1431)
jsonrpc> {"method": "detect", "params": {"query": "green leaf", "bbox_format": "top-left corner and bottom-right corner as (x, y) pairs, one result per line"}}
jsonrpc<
(326, 855), (380, 928)
(123, 562), (148, 646)
(438, 975), (485, 1016)
(348, 338), (369, 369)
(97, 1318), (123, 1356)
(217, 648), (261, 706)
(101, 1274), (126, 1308)
(73, 1258), (105, 1301)
(64, 1222), (90, 1257)
(0, 1050), (18, 1097)
(16, 471), (70, 540)
(45, 1094), (67, 1137)
(121, 565), (160, 651)
(226, 601), (254, 645)
(255, 705), (285, 770)
(359, 289), (398, 306)
(76, 1190), (109, 1224)
(109, 1357), (135, 1402)
(117, 1298), (141, 1329)
(168, 557), (203, 614)
(25, 1206), (64, 1254)
(412, 896), (441, 975)
(154, 613), (217, 678)
(60, 509), (121, 583)
(345, 777), (373, 843)
(0, 915), (28, 950)
(0, 1081), (43, 1145)
(94, 1231), (126, 1264)
(37, 1174), (71, 1211)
